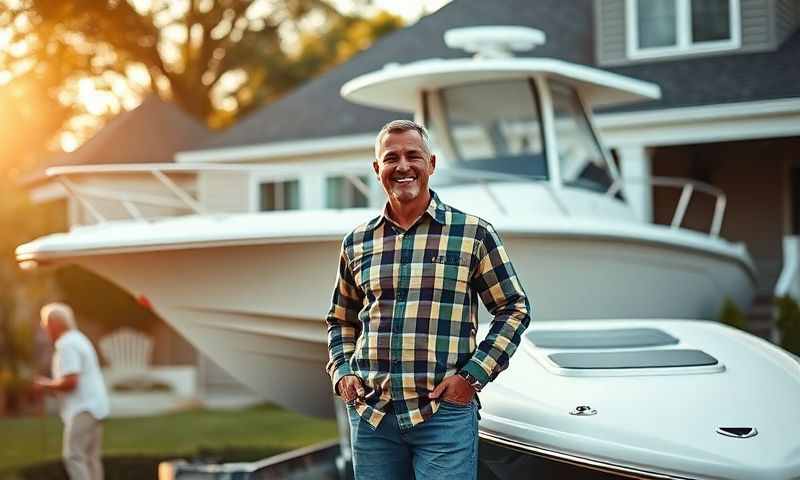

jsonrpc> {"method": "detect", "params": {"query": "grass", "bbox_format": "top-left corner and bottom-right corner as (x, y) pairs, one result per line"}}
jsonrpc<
(0, 404), (337, 476)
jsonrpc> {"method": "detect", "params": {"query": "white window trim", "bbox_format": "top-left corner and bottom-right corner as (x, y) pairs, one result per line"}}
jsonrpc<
(626, 0), (741, 60)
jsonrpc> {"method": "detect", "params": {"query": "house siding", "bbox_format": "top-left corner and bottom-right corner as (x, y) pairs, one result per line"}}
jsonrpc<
(595, 0), (627, 65)
(740, 0), (773, 50)
(597, 0), (776, 66)
(198, 171), (252, 213)
(774, 0), (800, 44)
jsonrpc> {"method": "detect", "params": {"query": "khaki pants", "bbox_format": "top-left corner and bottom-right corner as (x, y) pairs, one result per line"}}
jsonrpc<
(63, 412), (104, 480)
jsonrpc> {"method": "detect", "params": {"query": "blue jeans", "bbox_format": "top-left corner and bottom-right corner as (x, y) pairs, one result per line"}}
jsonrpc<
(347, 400), (479, 480)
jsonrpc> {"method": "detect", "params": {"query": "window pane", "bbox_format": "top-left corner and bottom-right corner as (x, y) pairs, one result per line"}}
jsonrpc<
(637, 0), (678, 48)
(260, 180), (299, 211)
(692, 0), (731, 43)
(440, 79), (547, 181)
(326, 176), (369, 208)
(353, 176), (369, 207)
(326, 177), (345, 209)
(283, 180), (300, 210)
(551, 82), (614, 193)
(259, 182), (276, 211)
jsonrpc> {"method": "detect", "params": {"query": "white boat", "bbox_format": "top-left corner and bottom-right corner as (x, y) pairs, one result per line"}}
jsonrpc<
(478, 319), (800, 479)
(17, 27), (757, 421)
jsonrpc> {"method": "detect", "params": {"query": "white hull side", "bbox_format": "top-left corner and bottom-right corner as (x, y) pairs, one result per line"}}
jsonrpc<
(68, 231), (754, 418)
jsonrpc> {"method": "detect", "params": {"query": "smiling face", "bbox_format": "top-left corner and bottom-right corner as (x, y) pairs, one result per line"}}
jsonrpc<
(373, 129), (436, 206)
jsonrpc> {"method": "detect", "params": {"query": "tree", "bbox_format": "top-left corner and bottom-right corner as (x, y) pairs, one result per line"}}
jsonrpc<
(0, 0), (403, 134)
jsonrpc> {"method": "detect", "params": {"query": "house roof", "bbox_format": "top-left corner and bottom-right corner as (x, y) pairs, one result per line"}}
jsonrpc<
(198, 0), (596, 150)
(27, 95), (209, 183)
(196, 0), (800, 151)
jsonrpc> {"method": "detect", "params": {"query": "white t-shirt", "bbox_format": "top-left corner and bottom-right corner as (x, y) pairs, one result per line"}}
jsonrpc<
(53, 330), (110, 424)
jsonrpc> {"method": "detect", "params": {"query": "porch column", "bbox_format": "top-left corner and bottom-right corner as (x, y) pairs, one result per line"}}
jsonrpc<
(618, 145), (654, 223)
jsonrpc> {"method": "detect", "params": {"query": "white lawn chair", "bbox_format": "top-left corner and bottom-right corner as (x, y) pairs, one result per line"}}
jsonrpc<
(99, 327), (154, 381)
(99, 327), (199, 417)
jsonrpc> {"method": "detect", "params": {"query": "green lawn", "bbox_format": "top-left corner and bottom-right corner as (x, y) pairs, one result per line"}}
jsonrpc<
(0, 404), (337, 476)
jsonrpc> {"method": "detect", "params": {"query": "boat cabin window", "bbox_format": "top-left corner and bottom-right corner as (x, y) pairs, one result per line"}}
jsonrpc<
(550, 81), (615, 193)
(259, 180), (300, 211)
(548, 349), (718, 369)
(326, 176), (369, 209)
(527, 328), (679, 349)
(440, 79), (547, 180)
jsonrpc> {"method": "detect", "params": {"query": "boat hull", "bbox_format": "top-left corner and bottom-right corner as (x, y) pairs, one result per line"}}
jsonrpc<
(61, 229), (754, 418)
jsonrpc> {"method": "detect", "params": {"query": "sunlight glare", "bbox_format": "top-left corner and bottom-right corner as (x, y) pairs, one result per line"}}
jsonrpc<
(60, 132), (79, 153)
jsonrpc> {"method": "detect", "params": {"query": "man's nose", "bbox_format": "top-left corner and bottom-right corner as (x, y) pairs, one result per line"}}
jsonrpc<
(395, 157), (412, 171)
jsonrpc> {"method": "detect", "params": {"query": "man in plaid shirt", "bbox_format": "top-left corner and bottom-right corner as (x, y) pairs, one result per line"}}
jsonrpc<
(326, 120), (531, 480)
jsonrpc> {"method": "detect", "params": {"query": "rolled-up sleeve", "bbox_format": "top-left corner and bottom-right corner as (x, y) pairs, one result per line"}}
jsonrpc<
(325, 241), (364, 394)
(462, 223), (531, 386)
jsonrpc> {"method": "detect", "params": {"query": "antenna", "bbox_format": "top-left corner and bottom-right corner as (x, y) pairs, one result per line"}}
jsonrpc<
(444, 26), (546, 59)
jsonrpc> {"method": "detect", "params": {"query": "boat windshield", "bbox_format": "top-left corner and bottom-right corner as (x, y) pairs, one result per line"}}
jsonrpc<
(550, 81), (615, 192)
(439, 79), (547, 181)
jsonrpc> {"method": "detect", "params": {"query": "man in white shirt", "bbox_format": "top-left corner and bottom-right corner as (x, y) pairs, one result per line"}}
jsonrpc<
(34, 303), (109, 480)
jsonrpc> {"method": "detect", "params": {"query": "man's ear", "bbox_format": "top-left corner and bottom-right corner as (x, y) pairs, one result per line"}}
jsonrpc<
(428, 154), (436, 174)
(373, 160), (380, 176)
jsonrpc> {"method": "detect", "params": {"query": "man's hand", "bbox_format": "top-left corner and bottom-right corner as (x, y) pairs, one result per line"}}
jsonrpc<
(31, 375), (50, 394)
(430, 375), (475, 405)
(32, 374), (78, 394)
(336, 375), (365, 405)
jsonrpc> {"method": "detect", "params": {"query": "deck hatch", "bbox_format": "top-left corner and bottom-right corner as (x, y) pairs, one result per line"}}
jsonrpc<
(548, 349), (718, 369)
(527, 328), (679, 349)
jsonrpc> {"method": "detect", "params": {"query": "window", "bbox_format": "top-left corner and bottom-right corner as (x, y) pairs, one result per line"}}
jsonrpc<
(550, 82), (614, 193)
(627, 0), (740, 59)
(438, 79), (547, 181)
(326, 176), (369, 209)
(259, 180), (300, 211)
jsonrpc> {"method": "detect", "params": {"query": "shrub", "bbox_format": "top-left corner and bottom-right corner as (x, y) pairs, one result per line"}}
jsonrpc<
(775, 295), (800, 355)
(717, 297), (747, 331)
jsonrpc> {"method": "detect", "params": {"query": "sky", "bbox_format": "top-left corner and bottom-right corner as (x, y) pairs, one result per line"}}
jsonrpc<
(335, 0), (452, 22)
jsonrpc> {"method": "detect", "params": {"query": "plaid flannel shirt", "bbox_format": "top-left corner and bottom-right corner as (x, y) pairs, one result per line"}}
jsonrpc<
(325, 190), (531, 430)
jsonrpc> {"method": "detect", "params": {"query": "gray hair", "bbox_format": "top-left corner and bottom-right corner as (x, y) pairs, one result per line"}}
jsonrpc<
(40, 302), (77, 330)
(374, 119), (432, 159)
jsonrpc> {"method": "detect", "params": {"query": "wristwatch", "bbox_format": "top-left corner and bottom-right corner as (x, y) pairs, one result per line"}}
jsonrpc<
(457, 370), (483, 392)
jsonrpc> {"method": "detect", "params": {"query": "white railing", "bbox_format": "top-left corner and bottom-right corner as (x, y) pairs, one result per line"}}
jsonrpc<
(47, 163), (374, 225)
(46, 163), (552, 224)
(607, 176), (727, 237)
(48, 164), (727, 240)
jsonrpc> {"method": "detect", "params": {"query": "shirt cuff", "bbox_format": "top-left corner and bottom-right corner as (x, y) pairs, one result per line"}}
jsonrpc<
(331, 363), (354, 395)
(461, 359), (491, 388)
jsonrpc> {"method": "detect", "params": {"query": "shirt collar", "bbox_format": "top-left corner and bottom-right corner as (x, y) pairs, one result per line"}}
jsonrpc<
(366, 189), (447, 231)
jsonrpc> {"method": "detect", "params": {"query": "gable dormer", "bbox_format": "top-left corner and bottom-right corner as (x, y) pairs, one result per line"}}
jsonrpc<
(595, 0), (800, 66)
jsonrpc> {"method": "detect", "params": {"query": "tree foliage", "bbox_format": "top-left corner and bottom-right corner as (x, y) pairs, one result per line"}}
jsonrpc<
(0, 0), (403, 133)
(0, 2), (403, 407)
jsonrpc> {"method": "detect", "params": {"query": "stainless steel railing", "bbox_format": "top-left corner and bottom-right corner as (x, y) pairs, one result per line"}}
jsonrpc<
(46, 163), (727, 239)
